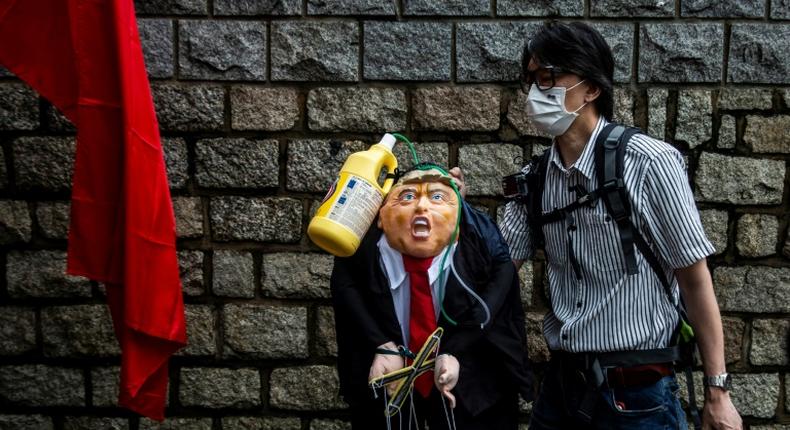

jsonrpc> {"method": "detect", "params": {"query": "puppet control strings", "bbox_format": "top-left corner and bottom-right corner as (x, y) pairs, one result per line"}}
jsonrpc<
(388, 133), (492, 330)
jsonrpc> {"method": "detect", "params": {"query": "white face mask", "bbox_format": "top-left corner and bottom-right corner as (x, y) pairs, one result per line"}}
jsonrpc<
(526, 80), (587, 137)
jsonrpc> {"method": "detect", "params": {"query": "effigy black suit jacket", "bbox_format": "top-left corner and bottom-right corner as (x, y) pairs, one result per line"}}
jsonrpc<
(330, 204), (533, 417)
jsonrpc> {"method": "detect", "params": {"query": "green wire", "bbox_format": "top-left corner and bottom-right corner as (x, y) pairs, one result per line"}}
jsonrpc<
(390, 132), (462, 326)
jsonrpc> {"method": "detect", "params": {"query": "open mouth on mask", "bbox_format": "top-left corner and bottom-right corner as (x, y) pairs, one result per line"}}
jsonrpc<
(411, 216), (431, 238)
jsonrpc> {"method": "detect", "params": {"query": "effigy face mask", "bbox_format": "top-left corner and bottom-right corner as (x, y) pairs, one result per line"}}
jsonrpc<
(377, 168), (459, 259)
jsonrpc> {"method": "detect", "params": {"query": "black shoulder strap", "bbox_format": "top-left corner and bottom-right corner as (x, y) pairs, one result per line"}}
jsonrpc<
(526, 149), (551, 250)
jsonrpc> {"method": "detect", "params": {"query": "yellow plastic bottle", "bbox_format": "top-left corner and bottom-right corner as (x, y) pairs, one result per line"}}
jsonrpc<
(308, 134), (398, 257)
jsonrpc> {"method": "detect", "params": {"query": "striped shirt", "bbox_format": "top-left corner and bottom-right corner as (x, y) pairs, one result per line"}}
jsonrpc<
(501, 117), (714, 353)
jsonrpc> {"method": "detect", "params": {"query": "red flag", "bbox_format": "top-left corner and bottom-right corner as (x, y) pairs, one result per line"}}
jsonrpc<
(0, 0), (187, 421)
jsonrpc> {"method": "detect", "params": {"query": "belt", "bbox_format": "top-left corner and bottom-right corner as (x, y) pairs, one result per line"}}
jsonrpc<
(607, 363), (673, 388)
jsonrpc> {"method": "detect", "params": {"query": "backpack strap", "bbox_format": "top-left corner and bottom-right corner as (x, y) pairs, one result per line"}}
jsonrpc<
(526, 149), (551, 251)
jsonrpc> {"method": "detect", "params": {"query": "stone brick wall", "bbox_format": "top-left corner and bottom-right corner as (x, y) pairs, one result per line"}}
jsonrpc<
(1, 0), (790, 428)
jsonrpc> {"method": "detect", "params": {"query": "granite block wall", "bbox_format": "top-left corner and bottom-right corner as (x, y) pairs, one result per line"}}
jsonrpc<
(1, 0), (790, 428)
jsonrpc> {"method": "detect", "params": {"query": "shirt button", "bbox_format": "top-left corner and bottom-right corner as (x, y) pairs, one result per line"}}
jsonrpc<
(568, 225), (577, 232)
(562, 334), (568, 340)
(604, 215), (611, 222)
(576, 302), (582, 308)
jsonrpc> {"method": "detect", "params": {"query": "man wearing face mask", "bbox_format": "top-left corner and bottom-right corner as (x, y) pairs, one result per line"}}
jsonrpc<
(452, 21), (741, 429)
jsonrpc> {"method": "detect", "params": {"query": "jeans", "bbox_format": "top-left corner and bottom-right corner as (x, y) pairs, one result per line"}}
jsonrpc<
(529, 359), (688, 430)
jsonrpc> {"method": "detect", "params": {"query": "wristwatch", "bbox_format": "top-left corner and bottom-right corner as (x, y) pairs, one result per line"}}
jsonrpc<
(703, 372), (732, 391)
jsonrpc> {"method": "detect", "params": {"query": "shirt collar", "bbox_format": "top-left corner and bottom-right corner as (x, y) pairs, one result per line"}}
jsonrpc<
(548, 116), (607, 180)
(377, 235), (456, 290)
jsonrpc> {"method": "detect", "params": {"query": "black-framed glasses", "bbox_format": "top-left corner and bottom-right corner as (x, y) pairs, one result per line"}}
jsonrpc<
(520, 65), (572, 93)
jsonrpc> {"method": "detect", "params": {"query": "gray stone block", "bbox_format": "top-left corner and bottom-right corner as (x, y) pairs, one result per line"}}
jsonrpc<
(364, 22), (451, 81)
(404, 0), (489, 15)
(173, 197), (202, 238)
(676, 90), (712, 149)
(718, 115), (736, 149)
(36, 201), (70, 240)
(731, 373), (780, 418)
(729, 24), (790, 84)
(45, 106), (75, 132)
(413, 87), (501, 131)
(519, 262), (534, 308)
(647, 88), (668, 140)
(591, 23), (634, 83)
(213, 250), (255, 298)
(134, 0), (206, 14)
(139, 19), (173, 79)
(639, 23), (723, 83)
(591, 0), (672, 16)
(527, 312), (550, 363)
(163, 138), (189, 189)
(271, 21), (359, 82)
(698, 209), (727, 255)
(262, 253), (332, 298)
(91, 366), (120, 407)
(269, 366), (345, 410)
(13, 137), (75, 191)
(179, 20), (266, 81)
(722, 317), (745, 364)
(0, 201), (31, 244)
(751, 319), (789, 365)
(0, 415), (52, 430)
(180, 367), (260, 408)
(694, 153), (784, 205)
(0, 365), (84, 406)
(316, 306), (338, 357)
(63, 417), (128, 430)
(737, 214), (777, 257)
(681, 0), (764, 17)
(718, 88), (773, 110)
(0, 307), (36, 356)
(214, 0), (300, 15)
(307, 0), (395, 15)
(310, 419), (351, 430)
(0, 83), (38, 130)
(307, 87), (406, 132)
(773, 0), (790, 18)
(286, 139), (366, 192)
(222, 417), (301, 430)
(223, 304), (308, 358)
(195, 138), (279, 188)
(612, 87), (635, 125)
(231, 87), (300, 130)
(152, 84), (224, 131)
(7, 250), (92, 298)
(211, 197), (302, 243)
(41, 305), (120, 357)
(498, 0), (583, 15)
(178, 250), (204, 296)
(139, 418), (213, 430)
(507, 91), (551, 138)
(459, 144), (522, 196)
(179, 305), (216, 356)
(393, 141), (450, 171)
(456, 22), (539, 82)
(744, 116), (790, 153)
(714, 266), (790, 312)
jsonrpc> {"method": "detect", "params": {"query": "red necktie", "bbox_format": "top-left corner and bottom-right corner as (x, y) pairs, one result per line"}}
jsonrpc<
(402, 254), (437, 398)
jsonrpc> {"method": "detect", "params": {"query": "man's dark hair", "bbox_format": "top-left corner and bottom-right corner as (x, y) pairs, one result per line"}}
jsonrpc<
(522, 21), (615, 120)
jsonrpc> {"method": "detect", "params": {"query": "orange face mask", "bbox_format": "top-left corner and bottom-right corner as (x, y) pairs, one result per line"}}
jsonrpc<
(377, 169), (459, 258)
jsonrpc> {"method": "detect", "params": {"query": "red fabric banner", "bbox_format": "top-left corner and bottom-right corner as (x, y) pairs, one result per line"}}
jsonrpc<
(0, 0), (187, 421)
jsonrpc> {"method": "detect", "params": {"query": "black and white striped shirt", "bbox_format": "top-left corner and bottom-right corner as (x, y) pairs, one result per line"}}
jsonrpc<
(501, 117), (714, 353)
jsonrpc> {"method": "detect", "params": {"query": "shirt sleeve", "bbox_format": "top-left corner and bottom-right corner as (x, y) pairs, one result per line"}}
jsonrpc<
(640, 149), (715, 269)
(501, 199), (535, 261)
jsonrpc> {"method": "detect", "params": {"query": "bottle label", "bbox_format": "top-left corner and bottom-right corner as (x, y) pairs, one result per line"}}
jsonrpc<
(326, 175), (383, 239)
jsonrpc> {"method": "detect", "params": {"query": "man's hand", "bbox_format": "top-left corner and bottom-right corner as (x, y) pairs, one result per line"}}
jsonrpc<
(368, 341), (405, 396)
(434, 354), (460, 408)
(448, 167), (467, 198)
(702, 389), (742, 430)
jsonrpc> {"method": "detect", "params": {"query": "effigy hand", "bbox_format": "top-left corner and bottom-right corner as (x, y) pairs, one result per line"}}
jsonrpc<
(435, 353), (459, 408)
(369, 341), (405, 396)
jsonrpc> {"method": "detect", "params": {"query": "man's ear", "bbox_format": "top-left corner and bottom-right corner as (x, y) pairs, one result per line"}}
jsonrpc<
(585, 82), (602, 103)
